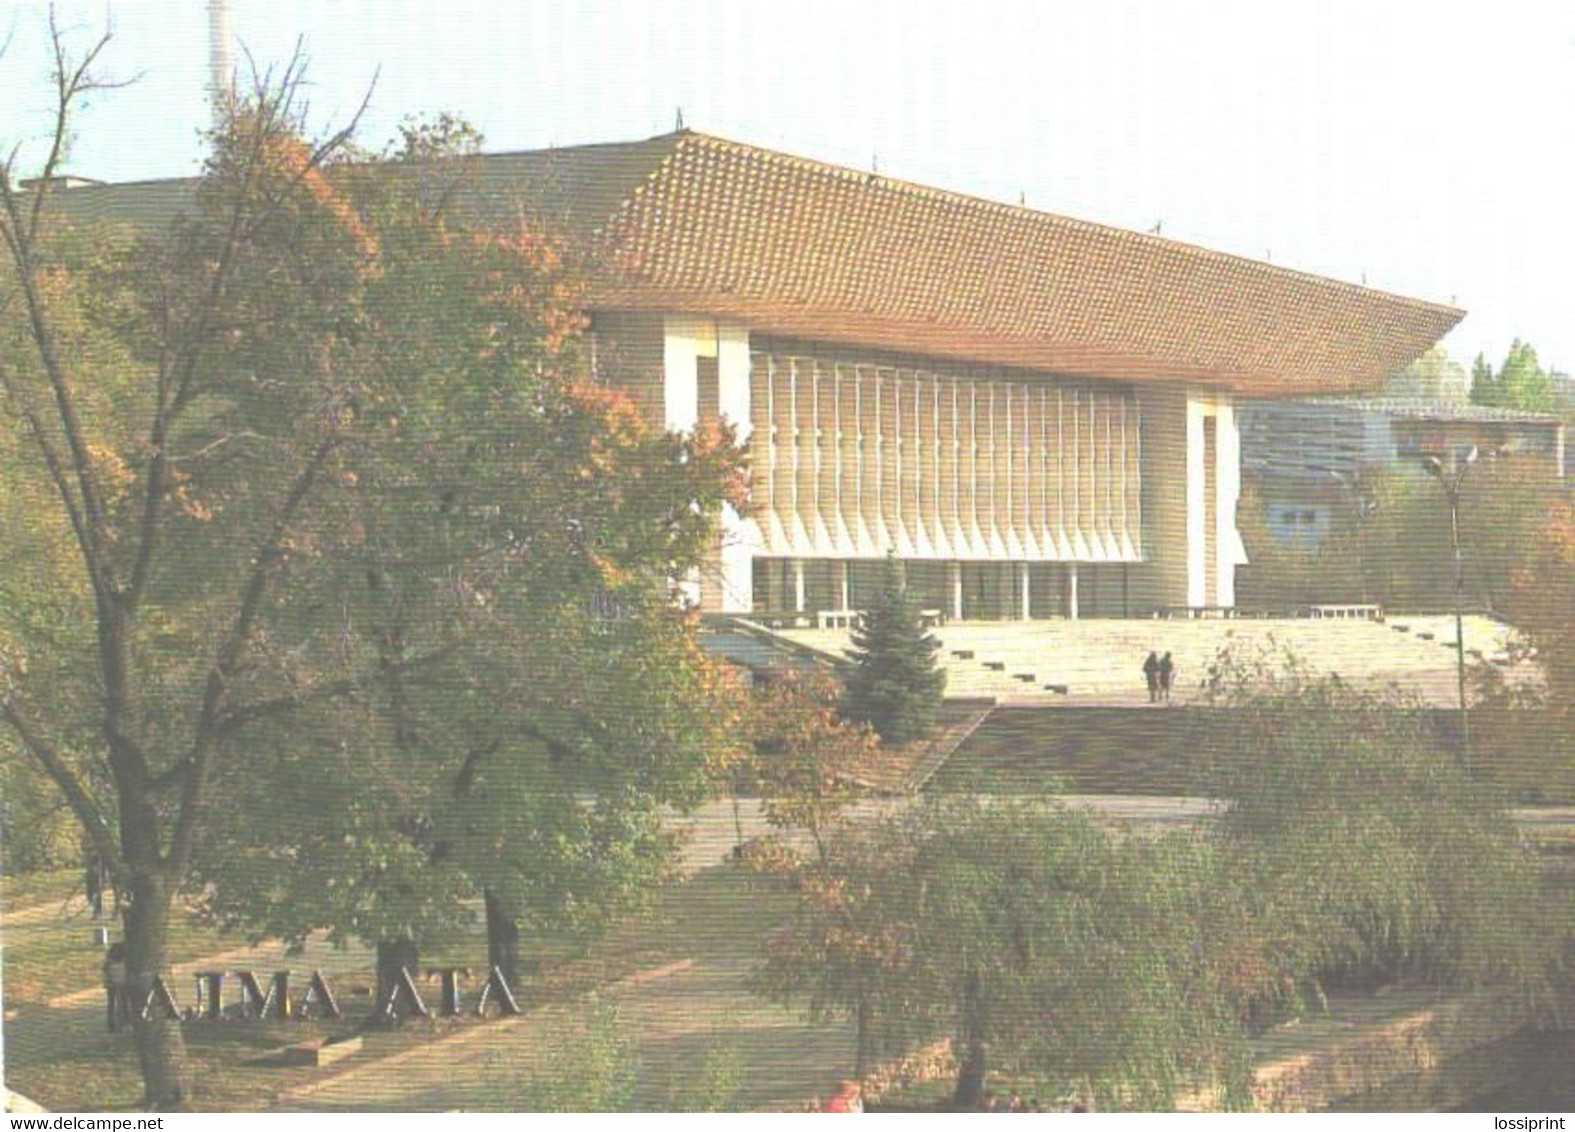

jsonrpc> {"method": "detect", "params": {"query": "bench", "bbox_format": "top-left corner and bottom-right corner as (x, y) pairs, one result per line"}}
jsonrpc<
(817, 608), (860, 630)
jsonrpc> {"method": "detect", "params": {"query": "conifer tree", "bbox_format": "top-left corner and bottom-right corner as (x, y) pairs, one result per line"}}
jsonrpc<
(842, 555), (945, 744)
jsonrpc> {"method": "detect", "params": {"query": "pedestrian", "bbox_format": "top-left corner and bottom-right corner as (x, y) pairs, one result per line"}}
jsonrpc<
(1158, 651), (1175, 703)
(103, 942), (129, 1033)
(85, 851), (106, 920)
(1142, 651), (1160, 703)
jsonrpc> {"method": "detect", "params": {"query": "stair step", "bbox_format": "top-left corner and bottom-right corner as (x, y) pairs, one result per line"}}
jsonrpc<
(1013, 673), (1037, 682)
(1043, 683), (1069, 695)
(951, 650), (975, 660)
(983, 661), (1006, 671)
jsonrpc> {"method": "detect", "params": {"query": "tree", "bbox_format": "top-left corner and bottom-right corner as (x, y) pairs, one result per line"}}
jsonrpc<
(1385, 345), (1469, 402)
(756, 797), (1249, 1109)
(842, 556), (945, 745)
(181, 116), (749, 1006)
(1476, 500), (1575, 801)
(1201, 644), (1555, 1005)
(1, 27), (743, 1105)
(745, 671), (876, 864)
(1472, 339), (1556, 413)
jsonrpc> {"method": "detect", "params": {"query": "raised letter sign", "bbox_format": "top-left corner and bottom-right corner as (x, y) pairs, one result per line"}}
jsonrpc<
(236, 970), (292, 1020)
(473, 965), (521, 1016)
(194, 971), (226, 1020)
(141, 975), (182, 1021)
(295, 970), (341, 1019)
(380, 966), (430, 1020)
(427, 968), (469, 1017)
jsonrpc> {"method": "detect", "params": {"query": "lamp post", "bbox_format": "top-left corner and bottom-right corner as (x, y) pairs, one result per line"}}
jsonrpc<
(1422, 445), (1478, 770)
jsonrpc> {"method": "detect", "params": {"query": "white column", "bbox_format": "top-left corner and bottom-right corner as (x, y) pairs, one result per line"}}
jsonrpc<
(950, 561), (964, 622)
(1019, 562), (1031, 620)
(1067, 563), (1080, 620)
(792, 559), (807, 614)
(716, 322), (756, 612)
(838, 560), (851, 611)
(1185, 395), (1209, 609)
(1215, 396), (1244, 609)
(663, 316), (703, 608)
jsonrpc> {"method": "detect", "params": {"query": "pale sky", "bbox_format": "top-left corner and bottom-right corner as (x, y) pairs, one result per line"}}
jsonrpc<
(4, 0), (1572, 375)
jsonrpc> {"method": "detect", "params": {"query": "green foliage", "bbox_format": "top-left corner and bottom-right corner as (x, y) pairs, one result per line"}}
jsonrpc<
(0, 754), (80, 874)
(1201, 645), (1555, 1005)
(504, 1000), (642, 1112)
(842, 556), (946, 745)
(744, 671), (875, 863)
(2, 35), (746, 1108)
(1238, 457), (1560, 612)
(1472, 340), (1556, 413)
(757, 796), (1251, 1109)
(1386, 346), (1469, 402)
(661, 1038), (747, 1112)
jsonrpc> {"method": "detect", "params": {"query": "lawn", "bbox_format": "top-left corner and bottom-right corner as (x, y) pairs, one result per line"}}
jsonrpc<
(927, 707), (1213, 796)
(928, 705), (1572, 805)
(2, 864), (837, 1112)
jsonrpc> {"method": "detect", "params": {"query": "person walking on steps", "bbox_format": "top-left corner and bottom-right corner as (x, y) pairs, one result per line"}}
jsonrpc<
(1143, 651), (1160, 703)
(1158, 651), (1175, 704)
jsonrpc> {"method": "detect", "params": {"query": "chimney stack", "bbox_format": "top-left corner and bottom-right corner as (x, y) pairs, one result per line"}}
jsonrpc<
(209, 0), (234, 131)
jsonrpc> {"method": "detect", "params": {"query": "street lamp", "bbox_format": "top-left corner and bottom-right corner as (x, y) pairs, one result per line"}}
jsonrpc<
(1422, 444), (1478, 770)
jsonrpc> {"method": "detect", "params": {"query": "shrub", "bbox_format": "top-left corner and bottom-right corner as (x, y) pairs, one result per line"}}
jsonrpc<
(1202, 643), (1554, 1010)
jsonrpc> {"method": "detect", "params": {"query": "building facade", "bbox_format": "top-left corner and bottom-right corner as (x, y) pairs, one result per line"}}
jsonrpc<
(1241, 396), (1567, 548)
(547, 132), (1459, 618)
(45, 129), (1464, 619)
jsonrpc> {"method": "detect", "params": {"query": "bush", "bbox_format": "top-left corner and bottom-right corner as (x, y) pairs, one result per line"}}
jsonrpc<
(1201, 644), (1555, 1009)
(507, 1000), (641, 1112)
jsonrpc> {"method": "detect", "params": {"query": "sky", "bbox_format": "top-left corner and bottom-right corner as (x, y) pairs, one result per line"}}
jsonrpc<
(4, 0), (1572, 375)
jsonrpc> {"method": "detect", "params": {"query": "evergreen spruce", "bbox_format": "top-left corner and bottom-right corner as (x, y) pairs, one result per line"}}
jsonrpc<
(842, 555), (946, 744)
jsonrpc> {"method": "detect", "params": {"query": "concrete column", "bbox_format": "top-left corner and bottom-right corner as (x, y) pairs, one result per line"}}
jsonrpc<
(1067, 563), (1080, 620)
(838, 560), (851, 610)
(1019, 561), (1032, 620)
(664, 316), (704, 609)
(949, 561), (963, 622)
(792, 560), (807, 613)
(715, 321), (757, 612)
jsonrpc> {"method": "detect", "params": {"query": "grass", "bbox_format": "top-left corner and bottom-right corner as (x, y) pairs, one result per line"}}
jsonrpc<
(2, 863), (824, 1112)
(1, 868), (82, 913)
(927, 707), (1212, 796)
(927, 705), (1574, 805)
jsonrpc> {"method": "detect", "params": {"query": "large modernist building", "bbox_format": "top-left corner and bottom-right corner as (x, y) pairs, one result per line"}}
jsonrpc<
(46, 130), (1464, 620)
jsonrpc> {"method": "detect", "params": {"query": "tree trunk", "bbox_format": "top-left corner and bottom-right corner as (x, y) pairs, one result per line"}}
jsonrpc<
(484, 889), (521, 992)
(952, 971), (989, 1110)
(373, 937), (420, 1028)
(123, 871), (190, 1110)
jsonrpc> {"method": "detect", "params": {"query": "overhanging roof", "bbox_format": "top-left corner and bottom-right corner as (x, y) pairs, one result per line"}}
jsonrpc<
(41, 129), (1464, 397)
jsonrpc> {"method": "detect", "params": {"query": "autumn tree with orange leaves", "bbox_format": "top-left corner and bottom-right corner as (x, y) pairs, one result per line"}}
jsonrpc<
(1, 25), (743, 1108)
(1475, 500), (1575, 801)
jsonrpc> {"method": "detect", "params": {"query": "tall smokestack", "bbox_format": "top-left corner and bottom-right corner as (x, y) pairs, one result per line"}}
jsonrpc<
(208, 0), (234, 131)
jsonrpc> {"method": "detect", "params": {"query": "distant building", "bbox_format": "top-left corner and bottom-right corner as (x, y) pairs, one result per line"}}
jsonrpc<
(1241, 394), (1566, 547)
(44, 130), (1462, 617)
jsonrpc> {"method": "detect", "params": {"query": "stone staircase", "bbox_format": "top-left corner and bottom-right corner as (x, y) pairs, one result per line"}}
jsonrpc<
(777, 615), (1520, 707)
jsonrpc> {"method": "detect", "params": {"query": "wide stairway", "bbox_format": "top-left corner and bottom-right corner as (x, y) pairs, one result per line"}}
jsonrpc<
(774, 614), (1519, 707)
